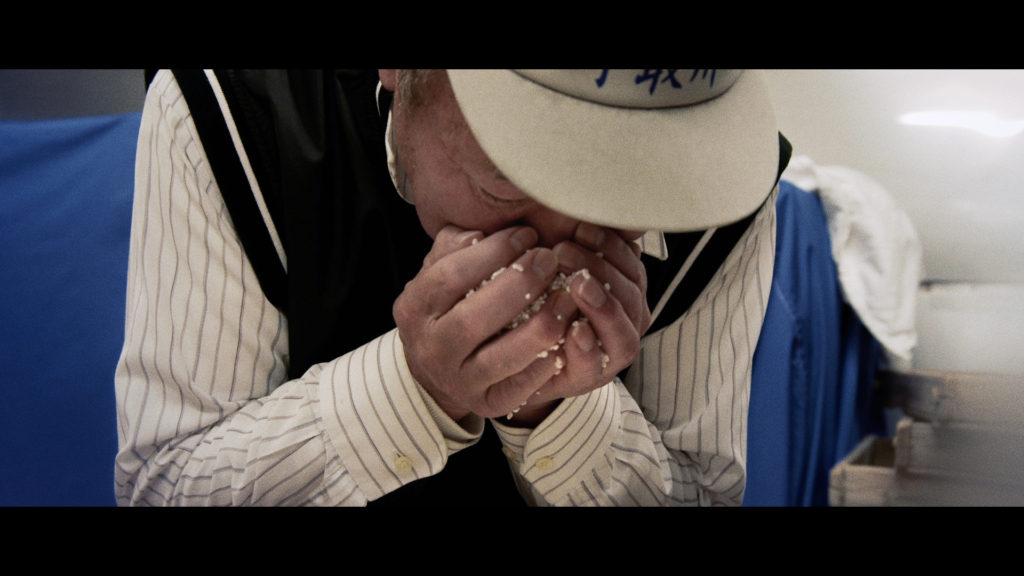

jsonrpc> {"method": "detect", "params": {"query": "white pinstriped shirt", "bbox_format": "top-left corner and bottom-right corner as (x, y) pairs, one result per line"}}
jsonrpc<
(114, 70), (777, 506)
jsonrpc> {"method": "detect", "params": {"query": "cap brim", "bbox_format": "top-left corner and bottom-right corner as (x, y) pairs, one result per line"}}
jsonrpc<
(447, 69), (779, 232)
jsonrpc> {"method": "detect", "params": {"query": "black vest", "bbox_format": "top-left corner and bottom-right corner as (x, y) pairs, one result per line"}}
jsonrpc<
(169, 69), (790, 507)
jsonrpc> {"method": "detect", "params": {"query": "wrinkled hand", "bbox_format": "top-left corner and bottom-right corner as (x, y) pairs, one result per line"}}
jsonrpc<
(393, 223), (650, 427)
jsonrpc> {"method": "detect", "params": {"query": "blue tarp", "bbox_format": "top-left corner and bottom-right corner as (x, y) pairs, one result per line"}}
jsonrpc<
(744, 181), (883, 506)
(0, 112), (140, 506)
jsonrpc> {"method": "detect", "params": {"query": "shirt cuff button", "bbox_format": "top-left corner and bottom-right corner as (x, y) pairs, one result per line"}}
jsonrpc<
(393, 453), (414, 472)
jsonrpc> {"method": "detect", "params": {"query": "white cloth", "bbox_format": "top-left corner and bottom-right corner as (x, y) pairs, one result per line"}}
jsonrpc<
(114, 70), (776, 506)
(782, 155), (923, 362)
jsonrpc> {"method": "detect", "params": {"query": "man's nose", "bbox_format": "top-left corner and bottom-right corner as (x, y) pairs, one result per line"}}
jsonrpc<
(522, 206), (582, 248)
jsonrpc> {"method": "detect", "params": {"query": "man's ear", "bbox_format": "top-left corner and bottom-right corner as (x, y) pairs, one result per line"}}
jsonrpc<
(379, 69), (398, 92)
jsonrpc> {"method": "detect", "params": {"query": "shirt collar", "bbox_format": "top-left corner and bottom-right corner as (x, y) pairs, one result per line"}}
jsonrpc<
(638, 231), (669, 260)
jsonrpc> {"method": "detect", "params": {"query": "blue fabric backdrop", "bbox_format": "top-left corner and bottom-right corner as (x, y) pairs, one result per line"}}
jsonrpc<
(0, 112), (140, 506)
(744, 181), (883, 506)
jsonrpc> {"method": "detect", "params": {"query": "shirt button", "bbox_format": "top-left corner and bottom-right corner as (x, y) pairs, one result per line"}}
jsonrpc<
(536, 456), (555, 471)
(393, 453), (413, 472)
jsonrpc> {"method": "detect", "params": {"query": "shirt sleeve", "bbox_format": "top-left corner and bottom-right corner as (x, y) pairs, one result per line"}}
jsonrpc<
(493, 187), (778, 506)
(113, 71), (481, 506)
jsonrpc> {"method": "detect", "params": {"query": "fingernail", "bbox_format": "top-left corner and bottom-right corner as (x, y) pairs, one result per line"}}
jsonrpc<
(578, 275), (607, 308)
(553, 243), (585, 271)
(532, 248), (557, 278)
(509, 227), (538, 253)
(572, 319), (594, 352)
(575, 222), (605, 248)
(456, 230), (483, 247)
(551, 290), (577, 322)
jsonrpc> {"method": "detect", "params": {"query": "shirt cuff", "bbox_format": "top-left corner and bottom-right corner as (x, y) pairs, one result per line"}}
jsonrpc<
(491, 381), (620, 503)
(318, 328), (482, 501)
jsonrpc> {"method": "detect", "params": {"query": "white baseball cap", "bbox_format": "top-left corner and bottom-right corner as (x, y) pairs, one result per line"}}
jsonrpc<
(446, 69), (780, 232)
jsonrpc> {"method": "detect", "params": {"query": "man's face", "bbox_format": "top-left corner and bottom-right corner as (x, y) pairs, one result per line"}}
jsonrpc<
(382, 70), (643, 248)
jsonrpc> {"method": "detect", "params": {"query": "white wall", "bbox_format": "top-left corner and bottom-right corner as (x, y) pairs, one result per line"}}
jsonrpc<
(764, 70), (1024, 375)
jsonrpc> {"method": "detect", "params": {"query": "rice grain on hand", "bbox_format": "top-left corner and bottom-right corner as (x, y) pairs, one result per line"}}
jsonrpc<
(465, 268), (589, 331)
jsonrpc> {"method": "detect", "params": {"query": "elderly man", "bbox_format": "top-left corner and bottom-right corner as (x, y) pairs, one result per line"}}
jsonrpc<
(115, 69), (787, 506)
